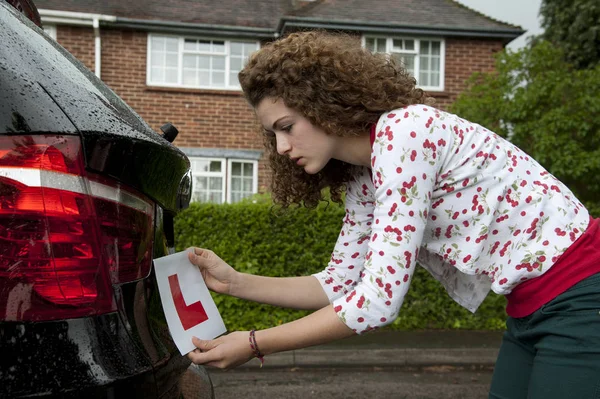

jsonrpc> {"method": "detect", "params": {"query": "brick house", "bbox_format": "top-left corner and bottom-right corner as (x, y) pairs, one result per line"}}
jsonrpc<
(33, 0), (523, 204)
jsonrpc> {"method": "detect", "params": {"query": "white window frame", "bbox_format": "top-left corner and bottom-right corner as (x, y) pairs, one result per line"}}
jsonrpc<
(146, 34), (259, 90)
(189, 157), (258, 204)
(227, 159), (259, 203)
(190, 158), (227, 204)
(44, 24), (57, 40)
(362, 36), (445, 92)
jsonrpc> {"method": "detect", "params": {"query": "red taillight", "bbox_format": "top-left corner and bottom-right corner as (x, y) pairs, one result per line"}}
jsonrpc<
(0, 135), (155, 322)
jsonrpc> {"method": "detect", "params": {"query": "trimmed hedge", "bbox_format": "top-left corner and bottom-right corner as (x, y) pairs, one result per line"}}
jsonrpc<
(174, 198), (507, 332)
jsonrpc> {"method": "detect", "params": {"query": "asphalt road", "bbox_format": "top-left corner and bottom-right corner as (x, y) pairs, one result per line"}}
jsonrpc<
(208, 365), (494, 399)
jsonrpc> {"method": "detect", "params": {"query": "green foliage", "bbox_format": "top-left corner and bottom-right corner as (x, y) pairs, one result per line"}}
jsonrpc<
(451, 41), (600, 217)
(539, 0), (600, 69)
(175, 199), (507, 332)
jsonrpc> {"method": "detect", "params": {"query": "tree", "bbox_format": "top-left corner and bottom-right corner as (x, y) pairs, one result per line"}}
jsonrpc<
(539, 0), (600, 69)
(451, 41), (600, 216)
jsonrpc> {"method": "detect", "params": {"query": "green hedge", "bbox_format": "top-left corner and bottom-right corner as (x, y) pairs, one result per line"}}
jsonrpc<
(174, 198), (507, 332)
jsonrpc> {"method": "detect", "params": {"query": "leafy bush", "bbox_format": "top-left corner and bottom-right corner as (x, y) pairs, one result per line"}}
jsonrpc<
(175, 199), (507, 332)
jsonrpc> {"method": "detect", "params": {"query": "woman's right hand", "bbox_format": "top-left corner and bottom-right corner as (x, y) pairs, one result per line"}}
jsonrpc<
(187, 248), (238, 295)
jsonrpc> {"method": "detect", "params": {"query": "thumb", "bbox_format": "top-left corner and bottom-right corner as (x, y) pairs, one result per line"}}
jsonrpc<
(188, 248), (207, 267)
(192, 336), (214, 351)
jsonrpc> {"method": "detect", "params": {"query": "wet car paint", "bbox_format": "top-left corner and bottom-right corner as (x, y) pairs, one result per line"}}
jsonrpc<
(0, 3), (190, 212)
(0, 2), (208, 397)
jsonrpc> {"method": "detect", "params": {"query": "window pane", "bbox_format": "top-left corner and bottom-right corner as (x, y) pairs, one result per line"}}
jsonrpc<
(193, 160), (209, 172)
(195, 176), (207, 191)
(183, 69), (197, 85)
(231, 176), (242, 191)
(212, 72), (225, 86)
(209, 192), (222, 203)
(151, 67), (164, 82)
(243, 163), (253, 177)
(432, 57), (440, 72)
(230, 57), (242, 71)
(230, 72), (239, 86)
(405, 40), (415, 51)
(209, 177), (222, 190)
(213, 41), (225, 52)
(230, 42), (243, 55)
(198, 40), (211, 52)
(183, 55), (196, 68)
(393, 53), (415, 74)
(232, 162), (242, 176)
(166, 54), (178, 67)
(243, 178), (252, 192)
(430, 72), (440, 87)
(420, 41), (430, 54)
(419, 71), (430, 87)
(421, 57), (429, 71)
(151, 37), (165, 51)
(198, 55), (210, 69)
(377, 39), (386, 53)
(212, 56), (225, 70)
(151, 38), (258, 89)
(166, 38), (179, 52)
(209, 161), (222, 172)
(184, 39), (197, 51)
(431, 41), (441, 56)
(366, 38), (375, 52)
(392, 39), (403, 50)
(151, 53), (165, 67)
(199, 71), (210, 85)
(166, 68), (178, 83)
(192, 190), (206, 203)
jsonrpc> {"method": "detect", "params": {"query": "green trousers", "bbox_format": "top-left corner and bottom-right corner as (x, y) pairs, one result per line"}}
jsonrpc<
(489, 272), (600, 399)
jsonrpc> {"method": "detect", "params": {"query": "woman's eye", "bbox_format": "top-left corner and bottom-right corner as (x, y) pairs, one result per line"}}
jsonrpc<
(282, 125), (293, 133)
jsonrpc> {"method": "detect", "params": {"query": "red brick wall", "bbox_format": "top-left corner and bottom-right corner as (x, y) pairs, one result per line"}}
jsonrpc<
(429, 38), (504, 109)
(56, 25), (96, 71)
(55, 26), (505, 193)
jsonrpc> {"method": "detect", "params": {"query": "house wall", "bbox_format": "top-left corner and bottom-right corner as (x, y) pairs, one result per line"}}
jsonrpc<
(435, 38), (504, 109)
(57, 25), (96, 70)
(55, 26), (504, 192)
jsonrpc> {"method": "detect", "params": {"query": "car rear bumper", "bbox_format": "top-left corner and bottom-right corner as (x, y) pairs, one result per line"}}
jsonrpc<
(1, 313), (161, 398)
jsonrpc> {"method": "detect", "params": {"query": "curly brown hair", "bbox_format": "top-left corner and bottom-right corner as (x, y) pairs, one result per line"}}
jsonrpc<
(239, 30), (432, 208)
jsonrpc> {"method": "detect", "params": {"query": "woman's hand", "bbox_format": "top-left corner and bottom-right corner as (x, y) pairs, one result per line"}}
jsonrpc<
(187, 248), (238, 295)
(187, 332), (255, 370)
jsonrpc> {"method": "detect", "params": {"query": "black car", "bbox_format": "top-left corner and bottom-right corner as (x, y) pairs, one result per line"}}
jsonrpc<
(0, 1), (214, 397)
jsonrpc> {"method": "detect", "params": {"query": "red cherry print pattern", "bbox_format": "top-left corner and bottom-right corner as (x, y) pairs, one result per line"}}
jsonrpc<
(315, 105), (589, 335)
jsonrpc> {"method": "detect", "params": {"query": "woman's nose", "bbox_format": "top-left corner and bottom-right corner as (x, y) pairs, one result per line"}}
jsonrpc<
(275, 133), (291, 155)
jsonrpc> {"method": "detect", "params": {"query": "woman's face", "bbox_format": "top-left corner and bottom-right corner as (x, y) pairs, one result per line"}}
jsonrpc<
(255, 97), (338, 175)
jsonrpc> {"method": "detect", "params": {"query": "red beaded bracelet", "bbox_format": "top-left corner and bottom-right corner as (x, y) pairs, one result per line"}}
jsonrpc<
(249, 329), (264, 367)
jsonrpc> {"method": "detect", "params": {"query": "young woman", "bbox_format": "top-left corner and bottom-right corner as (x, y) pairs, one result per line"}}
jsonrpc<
(186, 31), (600, 398)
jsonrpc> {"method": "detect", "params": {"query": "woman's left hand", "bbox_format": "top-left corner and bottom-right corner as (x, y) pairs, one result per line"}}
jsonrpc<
(187, 331), (255, 370)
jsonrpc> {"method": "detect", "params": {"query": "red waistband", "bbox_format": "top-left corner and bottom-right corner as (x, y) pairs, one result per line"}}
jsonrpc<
(505, 216), (600, 318)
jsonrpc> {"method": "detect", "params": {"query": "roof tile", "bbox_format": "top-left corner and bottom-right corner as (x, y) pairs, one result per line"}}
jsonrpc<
(33, 0), (522, 32)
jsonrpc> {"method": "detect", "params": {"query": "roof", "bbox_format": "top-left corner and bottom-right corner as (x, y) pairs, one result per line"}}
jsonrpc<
(33, 0), (293, 29)
(32, 0), (524, 40)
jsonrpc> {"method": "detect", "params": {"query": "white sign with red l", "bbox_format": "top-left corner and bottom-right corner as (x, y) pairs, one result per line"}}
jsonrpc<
(154, 249), (226, 355)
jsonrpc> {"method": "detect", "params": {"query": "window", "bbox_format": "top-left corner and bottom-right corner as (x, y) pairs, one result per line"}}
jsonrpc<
(190, 158), (258, 203)
(43, 24), (57, 40)
(364, 37), (445, 91)
(148, 35), (259, 90)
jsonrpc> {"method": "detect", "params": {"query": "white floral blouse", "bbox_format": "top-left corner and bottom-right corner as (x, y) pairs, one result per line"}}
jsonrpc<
(313, 105), (590, 334)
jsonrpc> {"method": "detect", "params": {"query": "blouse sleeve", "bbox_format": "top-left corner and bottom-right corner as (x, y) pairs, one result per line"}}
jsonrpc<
(312, 169), (375, 302)
(331, 107), (447, 334)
